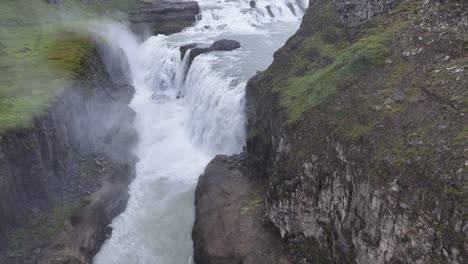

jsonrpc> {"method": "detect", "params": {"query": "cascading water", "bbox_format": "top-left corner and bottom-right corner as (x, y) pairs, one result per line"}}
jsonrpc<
(93, 1), (308, 263)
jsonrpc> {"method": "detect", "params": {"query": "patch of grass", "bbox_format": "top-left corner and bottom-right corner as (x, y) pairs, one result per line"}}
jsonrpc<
(280, 25), (409, 121)
(347, 124), (374, 140)
(0, 0), (140, 134)
(274, 1), (420, 122)
(7, 199), (87, 253)
(240, 198), (263, 215)
(452, 127), (468, 145)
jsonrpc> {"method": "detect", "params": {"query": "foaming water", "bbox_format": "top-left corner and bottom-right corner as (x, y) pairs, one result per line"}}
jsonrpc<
(93, 1), (308, 263)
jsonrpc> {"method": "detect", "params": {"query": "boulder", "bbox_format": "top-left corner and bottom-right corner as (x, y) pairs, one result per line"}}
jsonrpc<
(210, 39), (241, 51)
(129, 1), (200, 36)
(192, 155), (291, 264)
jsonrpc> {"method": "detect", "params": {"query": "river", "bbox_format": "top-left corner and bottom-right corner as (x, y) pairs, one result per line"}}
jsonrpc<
(93, 1), (307, 263)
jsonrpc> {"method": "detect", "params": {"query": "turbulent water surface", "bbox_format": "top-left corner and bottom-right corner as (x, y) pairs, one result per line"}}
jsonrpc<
(94, 1), (307, 263)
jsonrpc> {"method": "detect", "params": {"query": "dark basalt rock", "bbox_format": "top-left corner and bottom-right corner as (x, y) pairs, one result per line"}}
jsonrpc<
(286, 2), (296, 16)
(129, 1), (200, 36)
(210, 39), (241, 51)
(266, 5), (275, 17)
(180, 39), (241, 66)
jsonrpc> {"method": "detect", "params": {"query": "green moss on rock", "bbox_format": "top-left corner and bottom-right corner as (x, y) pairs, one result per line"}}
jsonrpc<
(7, 199), (87, 253)
(272, 1), (420, 122)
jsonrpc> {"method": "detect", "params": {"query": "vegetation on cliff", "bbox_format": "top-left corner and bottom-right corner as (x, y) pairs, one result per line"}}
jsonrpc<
(247, 0), (467, 262)
(7, 199), (86, 254)
(0, 0), (139, 133)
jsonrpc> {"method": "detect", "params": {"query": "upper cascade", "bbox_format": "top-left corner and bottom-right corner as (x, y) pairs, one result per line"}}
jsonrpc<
(189, 0), (309, 33)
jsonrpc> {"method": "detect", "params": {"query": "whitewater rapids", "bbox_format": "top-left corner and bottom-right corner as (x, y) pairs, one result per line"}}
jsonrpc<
(93, 1), (308, 263)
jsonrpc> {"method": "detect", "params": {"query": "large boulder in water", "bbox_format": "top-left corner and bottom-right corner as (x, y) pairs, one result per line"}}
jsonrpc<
(210, 39), (241, 51)
(129, 1), (200, 36)
(180, 39), (241, 66)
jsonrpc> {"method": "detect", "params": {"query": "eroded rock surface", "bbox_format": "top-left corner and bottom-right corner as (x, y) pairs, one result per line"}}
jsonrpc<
(193, 155), (291, 264)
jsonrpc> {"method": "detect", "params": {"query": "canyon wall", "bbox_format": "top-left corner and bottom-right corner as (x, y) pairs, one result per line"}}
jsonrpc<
(242, 0), (467, 263)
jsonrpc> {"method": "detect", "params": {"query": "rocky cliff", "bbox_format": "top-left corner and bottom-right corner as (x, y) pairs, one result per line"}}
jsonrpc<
(0, 43), (136, 263)
(129, 0), (200, 35)
(194, 0), (467, 263)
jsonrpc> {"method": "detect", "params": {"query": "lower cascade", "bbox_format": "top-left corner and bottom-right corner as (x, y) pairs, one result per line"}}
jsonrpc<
(93, 1), (307, 263)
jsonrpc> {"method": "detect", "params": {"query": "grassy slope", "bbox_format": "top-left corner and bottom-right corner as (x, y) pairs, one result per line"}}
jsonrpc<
(0, 0), (139, 133)
(272, 1), (421, 122)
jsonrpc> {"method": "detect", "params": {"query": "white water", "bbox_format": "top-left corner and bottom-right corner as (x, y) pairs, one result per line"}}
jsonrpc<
(93, 1), (307, 263)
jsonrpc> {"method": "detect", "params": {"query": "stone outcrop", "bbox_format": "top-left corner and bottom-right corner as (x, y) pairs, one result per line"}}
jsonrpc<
(194, 0), (468, 263)
(129, 0), (200, 36)
(0, 44), (136, 263)
(180, 39), (241, 67)
(193, 155), (291, 264)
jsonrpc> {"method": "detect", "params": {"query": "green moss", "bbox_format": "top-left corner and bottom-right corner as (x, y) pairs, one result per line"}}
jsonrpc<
(302, 239), (330, 264)
(247, 129), (259, 140)
(78, 158), (101, 184)
(240, 198), (263, 215)
(443, 185), (468, 201)
(7, 199), (87, 253)
(344, 249), (355, 263)
(452, 127), (468, 145)
(274, 1), (420, 122)
(0, 0), (140, 134)
(281, 26), (408, 121)
(347, 124), (374, 140)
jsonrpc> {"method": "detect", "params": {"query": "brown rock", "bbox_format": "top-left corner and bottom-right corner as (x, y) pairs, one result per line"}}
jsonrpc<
(193, 155), (291, 264)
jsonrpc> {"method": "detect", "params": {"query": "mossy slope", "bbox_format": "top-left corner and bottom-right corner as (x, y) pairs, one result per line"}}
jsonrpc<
(0, 0), (139, 133)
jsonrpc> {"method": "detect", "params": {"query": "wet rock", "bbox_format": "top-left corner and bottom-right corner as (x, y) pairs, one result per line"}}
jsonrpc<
(266, 5), (275, 17)
(180, 43), (198, 60)
(210, 39), (241, 51)
(287, 2), (296, 16)
(180, 39), (241, 66)
(129, 1), (200, 36)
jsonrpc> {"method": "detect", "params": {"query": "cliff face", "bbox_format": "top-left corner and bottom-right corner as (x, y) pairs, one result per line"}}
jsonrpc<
(0, 44), (136, 263)
(129, 0), (200, 35)
(246, 0), (467, 263)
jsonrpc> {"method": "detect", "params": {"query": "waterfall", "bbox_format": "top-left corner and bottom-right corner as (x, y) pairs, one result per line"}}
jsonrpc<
(92, 1), (308, 263)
